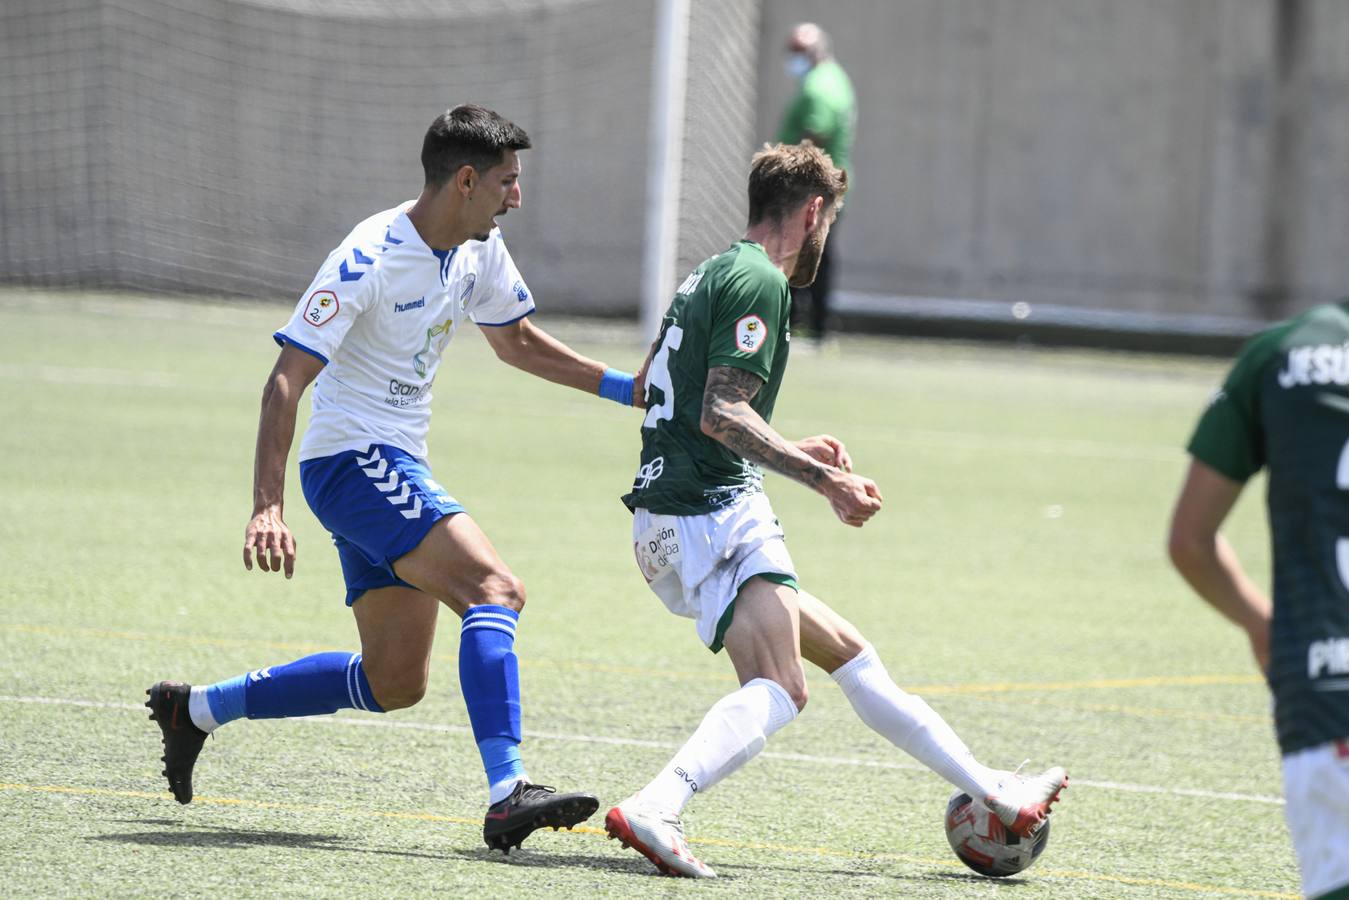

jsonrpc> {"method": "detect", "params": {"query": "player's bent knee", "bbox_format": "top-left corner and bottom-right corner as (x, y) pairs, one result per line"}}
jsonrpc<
(475, 571), (526, 612)
(365, 668), (430, 711)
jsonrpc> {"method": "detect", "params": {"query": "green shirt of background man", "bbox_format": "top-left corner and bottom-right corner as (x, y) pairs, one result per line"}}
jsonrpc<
(1187, 299), (1349, 755)
(777, 59), (856, 175)
(622, 241), (791, 516)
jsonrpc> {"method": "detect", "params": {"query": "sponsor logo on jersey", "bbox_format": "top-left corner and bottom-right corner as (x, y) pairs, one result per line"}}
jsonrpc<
(303, 290), (339, 327)
(386, 377), (433, 408)
(1278, 342), (1349, 388)
(735, 314), (767, 354)
(459, 273), (476, 309)
(512, 280), (530, 303)
(412, 317), (455, 378)
(633, 456), (665, 489)
(395, 297), (425, 313)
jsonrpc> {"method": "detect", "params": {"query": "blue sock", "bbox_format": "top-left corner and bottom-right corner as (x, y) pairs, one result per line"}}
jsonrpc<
(210, 652), (384, 722)
(203, 674), (248, 727)
(459, 606), (525, 790)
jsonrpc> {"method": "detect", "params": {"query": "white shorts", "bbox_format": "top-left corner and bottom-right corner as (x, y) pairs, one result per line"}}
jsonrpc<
(632, 491), (797, 652)
(1282, 739), (1349, 898)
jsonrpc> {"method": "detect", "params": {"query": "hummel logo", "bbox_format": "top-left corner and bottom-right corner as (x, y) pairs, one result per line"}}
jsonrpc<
(395, 297), (425, 313)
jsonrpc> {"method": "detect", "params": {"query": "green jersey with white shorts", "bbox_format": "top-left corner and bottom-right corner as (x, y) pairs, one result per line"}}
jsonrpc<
(624, 241), (797, 653)
(1187, 299), (1349, 756)
(623, 240), (791, 515)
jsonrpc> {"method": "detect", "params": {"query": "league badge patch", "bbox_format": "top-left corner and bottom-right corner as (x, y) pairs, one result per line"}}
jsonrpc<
(304, 290), (339, 327)
(735, 314), (767, 354)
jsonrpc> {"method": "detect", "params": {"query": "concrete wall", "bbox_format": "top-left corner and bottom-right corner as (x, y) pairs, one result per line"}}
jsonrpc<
(757, 0), (1349, 323)
(6, 1), (1349, 327)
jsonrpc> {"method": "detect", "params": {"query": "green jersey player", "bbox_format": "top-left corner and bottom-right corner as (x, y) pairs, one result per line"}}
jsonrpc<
(1170, 300), (1349, 899)
(606, 142), (1068, 879)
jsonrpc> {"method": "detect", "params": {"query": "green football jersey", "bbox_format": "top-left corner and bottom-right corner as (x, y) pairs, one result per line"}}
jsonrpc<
(1187, 299), (1349, 754)
(622, 240), (791, 515)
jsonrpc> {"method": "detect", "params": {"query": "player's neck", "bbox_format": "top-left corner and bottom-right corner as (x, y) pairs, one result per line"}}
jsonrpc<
(744, 225), (801, 279)
(407, 189), (474, 251)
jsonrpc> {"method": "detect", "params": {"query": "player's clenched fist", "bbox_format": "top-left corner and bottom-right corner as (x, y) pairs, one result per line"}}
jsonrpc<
(824, 470), (883, 527)
(243, 506), (297, 578)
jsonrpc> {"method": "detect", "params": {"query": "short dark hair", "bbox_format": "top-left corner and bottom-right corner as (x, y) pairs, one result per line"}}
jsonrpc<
(421, 104), (531, 187)
(747, 141), (848, 226)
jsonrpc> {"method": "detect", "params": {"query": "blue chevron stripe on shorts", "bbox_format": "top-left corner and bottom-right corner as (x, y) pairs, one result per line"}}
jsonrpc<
(300, 444), (464, 606)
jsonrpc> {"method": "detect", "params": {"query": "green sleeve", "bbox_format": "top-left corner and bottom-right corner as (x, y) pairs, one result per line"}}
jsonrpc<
(706, 265), (786, 381)
(1186, 327), (1288, 481)
(777, 93), (808, 145)
(797, 89), (837, 144)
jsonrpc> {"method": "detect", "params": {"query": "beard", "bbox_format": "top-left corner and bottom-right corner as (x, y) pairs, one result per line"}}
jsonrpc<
(789, 225), (826, 287)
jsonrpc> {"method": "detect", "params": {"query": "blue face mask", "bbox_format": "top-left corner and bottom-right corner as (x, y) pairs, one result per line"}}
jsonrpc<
(785, 52), (812, 81)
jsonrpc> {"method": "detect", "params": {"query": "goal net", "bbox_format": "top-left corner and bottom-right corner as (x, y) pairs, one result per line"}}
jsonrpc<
(0, 0), (760, 316)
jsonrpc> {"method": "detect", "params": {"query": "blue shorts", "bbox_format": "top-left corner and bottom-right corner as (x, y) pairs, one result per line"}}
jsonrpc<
(299, 444), (464, 606)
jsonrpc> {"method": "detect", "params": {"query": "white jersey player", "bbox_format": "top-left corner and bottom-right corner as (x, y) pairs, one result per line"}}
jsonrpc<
(146, 104), (643, 855)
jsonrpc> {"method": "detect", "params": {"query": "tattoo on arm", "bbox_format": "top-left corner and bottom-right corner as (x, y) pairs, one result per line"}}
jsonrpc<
(702, 366), (827, 490)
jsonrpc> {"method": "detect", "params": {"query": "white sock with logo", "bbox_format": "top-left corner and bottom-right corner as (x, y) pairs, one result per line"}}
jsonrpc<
(831, 645), (1002, 801)
(637, 677), (798, 814)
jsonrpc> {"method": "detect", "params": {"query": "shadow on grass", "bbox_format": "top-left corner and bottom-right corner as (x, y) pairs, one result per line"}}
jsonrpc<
(90, 819), (446, 860)
(442, 846), (688, 878)
(929, 870), (1039, 888)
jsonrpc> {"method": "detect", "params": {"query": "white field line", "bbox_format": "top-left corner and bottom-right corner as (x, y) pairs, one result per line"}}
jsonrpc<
(0, 694), (1285, 806)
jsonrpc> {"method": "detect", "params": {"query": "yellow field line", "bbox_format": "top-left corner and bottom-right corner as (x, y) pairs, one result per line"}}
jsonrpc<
(0, 781), (1296, 897)
(1, 622), (1262, 698)
(956, 692), (1270, 724)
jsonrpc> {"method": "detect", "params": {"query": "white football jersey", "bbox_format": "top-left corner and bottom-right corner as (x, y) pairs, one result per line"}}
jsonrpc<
(275, 203), (535, 461)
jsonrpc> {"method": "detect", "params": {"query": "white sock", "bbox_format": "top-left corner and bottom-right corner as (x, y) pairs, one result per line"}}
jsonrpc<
(488, 774), (528, 805)
(187, 686), (220, 733)
(831, 645), (1002, 800)
(638, 677), (798, 814)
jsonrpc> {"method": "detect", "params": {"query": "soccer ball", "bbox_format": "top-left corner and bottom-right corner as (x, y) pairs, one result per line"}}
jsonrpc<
(944, 790), (1050, 877)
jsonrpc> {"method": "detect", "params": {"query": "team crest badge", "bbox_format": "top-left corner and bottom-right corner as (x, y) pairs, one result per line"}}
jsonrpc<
(303, 290), (339, 327)
(458, 273), (476, 309)
(735, 314), (767, 353)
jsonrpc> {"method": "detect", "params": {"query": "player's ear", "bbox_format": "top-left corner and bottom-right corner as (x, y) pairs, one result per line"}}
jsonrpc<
(803, 195), (824, 232)
(453, 164), (476, 197)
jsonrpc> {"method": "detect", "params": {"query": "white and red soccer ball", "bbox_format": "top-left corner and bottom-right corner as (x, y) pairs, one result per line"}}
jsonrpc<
(944, 790), (1051, 877)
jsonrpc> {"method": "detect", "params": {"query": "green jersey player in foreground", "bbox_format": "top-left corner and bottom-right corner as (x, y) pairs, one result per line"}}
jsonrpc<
(604, 142), (1068, 878)
(1170, 301), (1349, 899)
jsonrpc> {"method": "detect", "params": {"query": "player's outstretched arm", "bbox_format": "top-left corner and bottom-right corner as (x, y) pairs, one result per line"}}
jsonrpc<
(1167, 458), (1271, 671)
(701, 366), (881, 527)
(479, 318), (644, 407)
(243, 344), (324, 579)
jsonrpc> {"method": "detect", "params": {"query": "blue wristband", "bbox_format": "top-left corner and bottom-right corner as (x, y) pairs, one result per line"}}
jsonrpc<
(598, 368), (635, 406)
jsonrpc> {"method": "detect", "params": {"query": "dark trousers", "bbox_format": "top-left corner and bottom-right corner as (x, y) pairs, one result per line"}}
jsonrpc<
(789, 219), (836, 339)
